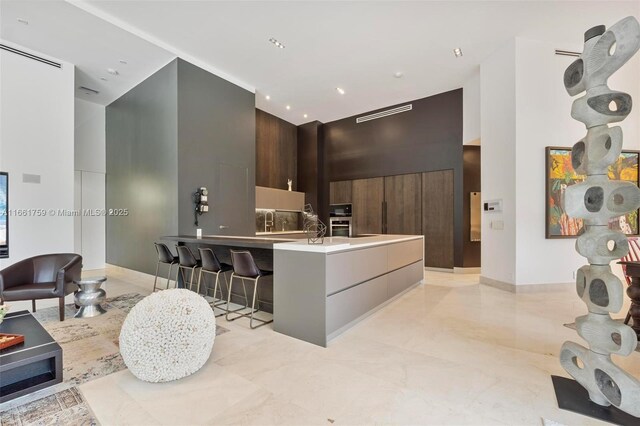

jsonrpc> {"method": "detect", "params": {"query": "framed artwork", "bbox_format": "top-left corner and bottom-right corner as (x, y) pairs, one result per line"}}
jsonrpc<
(545, 147), (640, 239)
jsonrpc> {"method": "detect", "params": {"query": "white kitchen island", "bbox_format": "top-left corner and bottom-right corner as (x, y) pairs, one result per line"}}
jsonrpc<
(273, 234), (424, 347)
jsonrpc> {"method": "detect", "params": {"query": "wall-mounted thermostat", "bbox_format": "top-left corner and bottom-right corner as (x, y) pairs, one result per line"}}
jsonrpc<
(484, 199), (503, 213)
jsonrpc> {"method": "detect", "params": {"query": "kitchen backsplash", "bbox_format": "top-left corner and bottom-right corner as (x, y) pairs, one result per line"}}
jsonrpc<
(256, 210), (301, 233)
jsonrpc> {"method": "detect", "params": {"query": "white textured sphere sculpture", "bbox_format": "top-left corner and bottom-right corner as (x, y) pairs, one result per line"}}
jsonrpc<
(119, 289), (216, 382)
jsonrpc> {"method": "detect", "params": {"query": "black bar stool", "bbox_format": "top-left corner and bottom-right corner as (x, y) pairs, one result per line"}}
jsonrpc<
(153, 243), (178, 292)
(197, 248), (233, 315)
(226, 250), (273, 329)
(176, 245), (201, 292)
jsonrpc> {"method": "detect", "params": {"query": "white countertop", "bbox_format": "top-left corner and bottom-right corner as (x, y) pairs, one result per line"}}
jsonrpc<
(273, 234), (423, 253)
(255, 231), (306, 236)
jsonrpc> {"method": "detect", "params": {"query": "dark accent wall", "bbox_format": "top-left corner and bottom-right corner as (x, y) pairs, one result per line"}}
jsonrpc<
(462, 145), (481, 267)
(106, 60), (179, 275)
(177, 59), (255, 236)
(324, 89), (464, 266)
(256, 109), (297, 190)
(297, 121), (328, 222)
(106, 58), (255, 276)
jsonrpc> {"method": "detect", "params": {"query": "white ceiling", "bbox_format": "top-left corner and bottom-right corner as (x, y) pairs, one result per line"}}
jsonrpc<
(2, 1), (639, 124)
(0, 0), (175, 105)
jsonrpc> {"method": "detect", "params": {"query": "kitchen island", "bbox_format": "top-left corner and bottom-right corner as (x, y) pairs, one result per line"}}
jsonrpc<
(162, 234), (424, 346)
(273, 234), (424, 347)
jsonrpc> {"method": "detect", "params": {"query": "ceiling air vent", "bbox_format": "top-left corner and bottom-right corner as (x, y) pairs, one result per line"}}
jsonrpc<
(79, 86), (99, 95)
(555, 49), (580, 57)
(356, 104), (412, 124)
(0, 44), (62, 68)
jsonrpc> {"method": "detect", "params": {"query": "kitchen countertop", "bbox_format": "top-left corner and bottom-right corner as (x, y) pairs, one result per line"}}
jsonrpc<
(272, 234), (423, 254)
(255, 231), (306, 236)
(162, 234), (297, 249)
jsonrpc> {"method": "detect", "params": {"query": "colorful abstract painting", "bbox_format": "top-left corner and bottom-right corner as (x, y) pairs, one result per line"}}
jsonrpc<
(546, 147), (639, 238)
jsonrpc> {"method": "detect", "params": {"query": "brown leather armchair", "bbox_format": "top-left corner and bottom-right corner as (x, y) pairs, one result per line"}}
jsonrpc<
(0, 254), (83, 321)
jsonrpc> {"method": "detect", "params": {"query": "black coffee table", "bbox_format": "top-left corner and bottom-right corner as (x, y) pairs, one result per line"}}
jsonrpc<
(0, 310), (62, 403)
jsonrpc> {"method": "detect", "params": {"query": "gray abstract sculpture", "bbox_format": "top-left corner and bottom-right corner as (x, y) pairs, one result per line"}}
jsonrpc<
(302, 204), (326, 244)
(561, 16), (640, 416)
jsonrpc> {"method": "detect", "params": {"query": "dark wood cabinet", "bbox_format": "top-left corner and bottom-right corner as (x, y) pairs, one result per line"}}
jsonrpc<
(384, 174), (422, 235)
(352, 178), (384, 235)
(256, 109), (297, 190)
(422, 170), (454, 268)
(330, 180), (352, 204)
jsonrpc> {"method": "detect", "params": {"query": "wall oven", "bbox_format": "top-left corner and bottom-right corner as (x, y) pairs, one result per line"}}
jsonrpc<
(329, 203), (352, 237)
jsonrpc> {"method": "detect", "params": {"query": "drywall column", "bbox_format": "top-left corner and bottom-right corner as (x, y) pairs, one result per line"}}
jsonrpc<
(0, 42), (75, 268)
(74, 99), (106, 270)
(479, 40), (517, 287)
(463, 70), (481, 146)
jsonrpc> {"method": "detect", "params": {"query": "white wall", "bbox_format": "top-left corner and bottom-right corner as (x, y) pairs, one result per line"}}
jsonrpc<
(74, 99), (106, 270)
(0, 41), (75, 267)
(463, 70), (481, 145)
(480, 35), (640, 286)
(480, 39), (517, 285)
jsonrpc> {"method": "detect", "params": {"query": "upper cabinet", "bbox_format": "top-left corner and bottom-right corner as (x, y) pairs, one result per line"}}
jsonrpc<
(256, 186), (305, 211)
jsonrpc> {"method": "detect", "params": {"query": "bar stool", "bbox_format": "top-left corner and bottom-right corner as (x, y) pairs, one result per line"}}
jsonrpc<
(226, 250), (273, 329)
(153, 243), (179, 292)
(176, 245), (201, 292)
(197, 248), (233, 316)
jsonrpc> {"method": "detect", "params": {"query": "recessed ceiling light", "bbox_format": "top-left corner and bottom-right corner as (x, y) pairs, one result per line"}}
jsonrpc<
(119, 60), (128, 65)
(107, 68), (119, 76)
(336, 87), (345, 95)
(269, 37), (285, 49)
(286, 105), (291, 110)
(17, 18), (28, 25)
(265, 95), (270, 100)
(453, 48), (463, 57)
(303, 114), (308, 118)
(393, 71), (404, 78)
(100, 77), (108, 81)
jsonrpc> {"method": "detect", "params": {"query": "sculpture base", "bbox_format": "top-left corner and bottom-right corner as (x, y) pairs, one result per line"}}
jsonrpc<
(551, 375), (640, 425)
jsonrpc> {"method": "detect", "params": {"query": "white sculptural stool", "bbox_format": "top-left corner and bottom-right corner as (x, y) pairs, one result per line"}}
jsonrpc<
(119, 288), (216, 382)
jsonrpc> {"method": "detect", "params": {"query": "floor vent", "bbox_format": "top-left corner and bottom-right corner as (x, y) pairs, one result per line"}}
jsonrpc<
(0, 44), (62, 68)
(356, 104), (412, 124)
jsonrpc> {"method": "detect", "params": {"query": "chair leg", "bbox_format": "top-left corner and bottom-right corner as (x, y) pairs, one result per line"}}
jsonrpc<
(196, 268), (203, 295)
(625, 311), (632, 325)
(153, 260), (160, 292)
(166, 263), (174, 290)
(225, 274), (235, 321)
(59, 297), (65, 321)
(32, 299), (36, 312)
(249, 277), (273, 329)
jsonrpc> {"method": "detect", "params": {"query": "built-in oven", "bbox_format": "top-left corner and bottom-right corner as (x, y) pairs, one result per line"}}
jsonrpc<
(330, 218), (352, 237)
(329, 203), (353, 237)
(329, 203), (352, 218)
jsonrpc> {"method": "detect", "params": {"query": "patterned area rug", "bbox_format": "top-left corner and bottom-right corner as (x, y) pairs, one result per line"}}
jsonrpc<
(0, 292), (229, 424)
(0, 387), (96, 426)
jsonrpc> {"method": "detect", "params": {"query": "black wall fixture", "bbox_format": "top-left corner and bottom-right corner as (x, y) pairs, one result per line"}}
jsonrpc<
(193, 187), (209, 226)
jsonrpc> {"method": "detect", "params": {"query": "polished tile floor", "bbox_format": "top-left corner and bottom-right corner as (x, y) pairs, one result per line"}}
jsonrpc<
(15, 267), (638, 425)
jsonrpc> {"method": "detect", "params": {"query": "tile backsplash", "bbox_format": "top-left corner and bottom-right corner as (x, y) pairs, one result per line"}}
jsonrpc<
(256, 210), (301, 233)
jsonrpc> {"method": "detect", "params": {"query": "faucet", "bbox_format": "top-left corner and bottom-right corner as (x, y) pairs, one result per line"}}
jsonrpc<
(265, 210), (274, 233)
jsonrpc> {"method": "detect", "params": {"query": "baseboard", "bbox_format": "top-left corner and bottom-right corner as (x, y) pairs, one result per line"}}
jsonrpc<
(453, 267), (481, 274)
(424, 267), (454, 273)
(479, 275), (573, 293)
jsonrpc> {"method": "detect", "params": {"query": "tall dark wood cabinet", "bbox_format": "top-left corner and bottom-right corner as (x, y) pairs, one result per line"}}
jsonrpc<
(329, 180), (352, 204)
(352, 177), (384, 235)
(422, 170), (454, 268)
(384, 174), (422, 235)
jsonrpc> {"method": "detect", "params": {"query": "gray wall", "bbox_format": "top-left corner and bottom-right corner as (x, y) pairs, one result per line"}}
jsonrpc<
(106, 60), (179, 275)
(177, 59), (255, 237)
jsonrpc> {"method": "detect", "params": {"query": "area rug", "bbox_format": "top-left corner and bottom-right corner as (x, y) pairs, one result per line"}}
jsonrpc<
(31, 292), (229, 386)
(563, 319), (640, 352)
(0, 387), (98, 426)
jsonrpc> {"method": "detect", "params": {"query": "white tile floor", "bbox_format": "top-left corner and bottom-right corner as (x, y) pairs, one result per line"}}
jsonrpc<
(11, 266), (638, 425)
